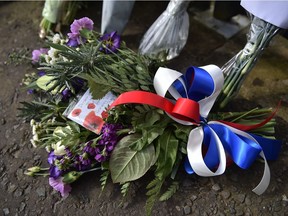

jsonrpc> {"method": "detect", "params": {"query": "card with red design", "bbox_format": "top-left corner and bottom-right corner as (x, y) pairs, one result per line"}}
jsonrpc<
(64, 90), (116, 134)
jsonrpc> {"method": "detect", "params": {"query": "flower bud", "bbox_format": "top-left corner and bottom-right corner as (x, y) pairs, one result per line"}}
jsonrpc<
(27, 166), (41, 173)
(24, 171), (35, 176)
(62, 171), (82, 184)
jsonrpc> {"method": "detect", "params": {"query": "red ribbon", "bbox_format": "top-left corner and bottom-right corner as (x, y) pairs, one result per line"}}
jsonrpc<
(218, 101), (281, 131)
(109, 91), (280, 131)
(109, 90), (200, 123)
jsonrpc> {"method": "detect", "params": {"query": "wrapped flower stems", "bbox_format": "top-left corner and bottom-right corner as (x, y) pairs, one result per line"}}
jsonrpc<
(40, 0), (80, 38)
(215, 0), (288, 109)
(139, 0), (190, 61)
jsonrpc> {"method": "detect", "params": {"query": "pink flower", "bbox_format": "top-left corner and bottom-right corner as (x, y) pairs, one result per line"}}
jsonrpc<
(49, 177), (72, 198)
(32, 48), (48, 63)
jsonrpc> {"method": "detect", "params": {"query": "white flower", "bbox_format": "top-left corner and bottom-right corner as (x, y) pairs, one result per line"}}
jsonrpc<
(45, 55), (51, 63)
(30, 119), (36, 126)
(32, 134), (39, 141)
(52, 141), (66, 156)
(52, 34), (61, 44)
(32, 125), (37, 135)
(48, 48), (58, 59)
(49, 59), (56, 65)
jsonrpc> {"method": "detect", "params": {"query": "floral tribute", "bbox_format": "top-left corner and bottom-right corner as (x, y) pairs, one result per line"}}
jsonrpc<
(20, 17), (281, 214)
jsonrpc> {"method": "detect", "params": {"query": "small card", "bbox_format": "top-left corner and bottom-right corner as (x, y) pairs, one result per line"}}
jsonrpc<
(63, 90), (117, 134)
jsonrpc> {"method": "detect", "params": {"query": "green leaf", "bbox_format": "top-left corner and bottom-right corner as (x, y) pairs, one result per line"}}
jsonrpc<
(87, 75), (111, 99)
(100, 170), (110, 191)
(110, 134), (156, 184)
(36, 75), (61, 94)
(46, 42), (70, 52)
(159, 181), (179, 201)
(130, 127), (165, 151)
(155, 129), (179, 180)
(145, 178), (164, 216)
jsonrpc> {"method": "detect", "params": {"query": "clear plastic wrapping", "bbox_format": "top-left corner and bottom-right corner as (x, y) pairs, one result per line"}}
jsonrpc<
(42, 0), (64, 23)
(139, 0), (190, 61)
(215, 14), (280, 109)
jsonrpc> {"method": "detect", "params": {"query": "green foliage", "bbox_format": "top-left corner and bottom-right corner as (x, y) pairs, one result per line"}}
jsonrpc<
(155, 129), (179, 180)
(100, 170), (110, 191)
(18, 97), (66, 122)
(120, 182), (130, 198)
(159, 181), (179, 201)
(145, 178), (164, 216)
(109, 134), (156, 184)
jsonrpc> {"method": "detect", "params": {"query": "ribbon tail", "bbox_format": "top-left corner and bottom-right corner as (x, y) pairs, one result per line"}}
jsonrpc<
(252, 152), (270, 195)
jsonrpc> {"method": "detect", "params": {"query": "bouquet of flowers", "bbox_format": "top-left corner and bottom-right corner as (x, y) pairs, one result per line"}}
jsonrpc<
(40, 0), (81, 38)
(20, 17), (281, 215)
(139, 0), (190, 61)
(215, 0), (288, 109)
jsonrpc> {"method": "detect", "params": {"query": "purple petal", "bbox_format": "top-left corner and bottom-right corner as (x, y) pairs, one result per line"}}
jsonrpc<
(38, 71), (46, 77)
(32, 48), (48, 63)
(67, 38), (79, 47)
(49, 165), (62, 178)
(49, 177), (72, 197)
(27, 89), (34, 94)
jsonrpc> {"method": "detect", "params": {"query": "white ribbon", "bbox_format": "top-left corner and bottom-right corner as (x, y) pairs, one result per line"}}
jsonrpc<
(153, 65), (270, 195)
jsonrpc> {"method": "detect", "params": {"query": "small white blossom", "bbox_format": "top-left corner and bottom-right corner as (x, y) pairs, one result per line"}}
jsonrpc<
(52, 34), (61, 44)
(32, 125), (37, 135)
(45, 54), (51, 63)
(52, 141), (66, 156)
(32, 134), (39, 141)
(49, 59), (56, 65)
(45, 146), (51, 153)
(30, 119), (36, 126)
(48, 48), (58, 59)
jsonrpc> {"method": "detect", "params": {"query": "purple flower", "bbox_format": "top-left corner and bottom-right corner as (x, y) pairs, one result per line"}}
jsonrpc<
(83, 141), (96, 156)
(32, 48), (48, 63)
(27, 89), (34, 94)
(48, 151), (63, 178)
(67, 38), (79, 47)
(73, 155), (91, 171)
(61, 88), (72, 101)
(67, 17), (94, 46)
(38, 71), (46, 77)
(49, 166), (62, 178)
(48, 151), (62, 165)
(95, 154), (107, 163)
(49, 177), (72, 198)
(100, 31), (121, 53)
(71, 78), (84, 92)
(65, 148), (73, 158)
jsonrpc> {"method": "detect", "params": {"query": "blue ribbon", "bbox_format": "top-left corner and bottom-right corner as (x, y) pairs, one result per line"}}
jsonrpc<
(173, 66), (214, 101)
(172, 67), (282, 175)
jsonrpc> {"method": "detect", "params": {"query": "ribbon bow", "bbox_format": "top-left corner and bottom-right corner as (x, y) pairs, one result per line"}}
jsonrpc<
(111, 65), (281, 195)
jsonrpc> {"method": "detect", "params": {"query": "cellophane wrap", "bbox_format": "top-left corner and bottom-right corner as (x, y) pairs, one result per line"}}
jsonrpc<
(42, 0), (64, 23)
(215, 14), (280, 109)
(139, 0), (190, 61)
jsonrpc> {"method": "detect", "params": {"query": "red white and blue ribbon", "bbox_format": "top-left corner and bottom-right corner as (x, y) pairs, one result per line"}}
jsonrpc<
(110, 65), (281, 195)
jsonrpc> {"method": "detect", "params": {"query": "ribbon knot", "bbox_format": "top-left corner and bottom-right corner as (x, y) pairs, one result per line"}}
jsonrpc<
(172, 98), (200, 123)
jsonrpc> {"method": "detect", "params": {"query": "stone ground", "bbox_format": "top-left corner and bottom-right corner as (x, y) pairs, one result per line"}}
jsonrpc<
(0, 1), (288, 216)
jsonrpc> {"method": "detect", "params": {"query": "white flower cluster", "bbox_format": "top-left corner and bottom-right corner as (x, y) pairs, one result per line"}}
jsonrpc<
(30, 119), (41, 148)
(30, 118), (56, 148)
(44, 34), (68, 65)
